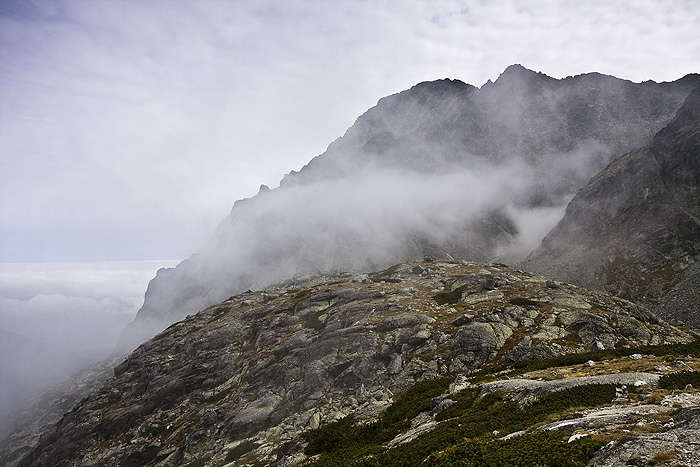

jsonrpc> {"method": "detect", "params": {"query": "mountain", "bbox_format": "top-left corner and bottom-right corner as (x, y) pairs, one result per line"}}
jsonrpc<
(523, 86), (700, 330)
(11, 66), (700, 467)
(17, 260), (698, 466)
(115, 66), (700, 355)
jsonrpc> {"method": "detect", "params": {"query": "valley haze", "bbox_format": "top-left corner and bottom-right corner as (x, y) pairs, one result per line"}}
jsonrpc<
(0, 260), (178, 418)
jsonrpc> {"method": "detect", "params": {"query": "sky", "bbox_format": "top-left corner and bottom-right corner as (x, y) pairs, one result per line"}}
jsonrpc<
(1, 0), (699, 264)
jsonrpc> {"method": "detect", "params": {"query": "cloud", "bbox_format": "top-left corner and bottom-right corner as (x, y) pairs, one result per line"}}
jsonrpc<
(0, 260), (178, 349)
(0, 260), (178, 415)
(1, 0), (699, 261)
(197, 144), (600, 292)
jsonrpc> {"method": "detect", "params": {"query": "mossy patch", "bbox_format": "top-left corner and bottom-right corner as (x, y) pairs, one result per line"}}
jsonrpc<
(432, 285), (469, 305)
(225, 440), (260, 462)
(509, 297), (542, 307)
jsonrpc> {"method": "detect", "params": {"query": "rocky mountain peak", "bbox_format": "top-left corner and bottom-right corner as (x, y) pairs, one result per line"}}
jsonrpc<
(490, 63), (554, 87)
(114, 67), (700, 356)
(6, 67), (700, 467)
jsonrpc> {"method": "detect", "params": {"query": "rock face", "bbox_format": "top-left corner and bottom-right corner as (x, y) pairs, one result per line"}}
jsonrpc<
(20, 260), (694, 467)
(523, 87), (700, 330)
(588, 407), (700, 467)
(115, 66), (700, 354)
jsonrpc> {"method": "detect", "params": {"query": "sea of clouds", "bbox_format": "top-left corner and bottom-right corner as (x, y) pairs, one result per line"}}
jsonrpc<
(0, 260), (178, 416)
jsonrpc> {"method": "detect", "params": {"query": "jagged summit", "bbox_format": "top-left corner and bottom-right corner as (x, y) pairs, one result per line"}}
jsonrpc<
(491, 63), (555, 85)
(114, 66), (700, 355)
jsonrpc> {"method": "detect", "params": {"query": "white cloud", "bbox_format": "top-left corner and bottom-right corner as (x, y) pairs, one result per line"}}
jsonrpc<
(0, 259), (178, 414)
(0, 260), (178, 349)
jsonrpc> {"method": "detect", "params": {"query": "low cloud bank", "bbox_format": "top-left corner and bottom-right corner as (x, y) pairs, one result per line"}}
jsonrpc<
(0, 260), (178, 417)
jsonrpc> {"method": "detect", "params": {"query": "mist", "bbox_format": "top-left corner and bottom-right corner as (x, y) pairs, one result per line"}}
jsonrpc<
(0, 260), (177, 418)
(215, 153), (593, 277)
(116, 134), (607, 354)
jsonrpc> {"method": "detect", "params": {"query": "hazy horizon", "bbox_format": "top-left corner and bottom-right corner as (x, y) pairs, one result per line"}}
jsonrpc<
(0, 259), (178, 416)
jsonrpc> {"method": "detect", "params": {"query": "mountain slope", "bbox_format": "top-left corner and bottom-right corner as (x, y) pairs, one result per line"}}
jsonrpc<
(19, 260), (696, 466)
(115, 66), (700, 354)
(523, 86), (700, 329)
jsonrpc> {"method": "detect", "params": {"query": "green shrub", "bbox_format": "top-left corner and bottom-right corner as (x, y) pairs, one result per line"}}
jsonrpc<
(304, 382), (614, 466)
(430, 430), (605, 467)
(435, 388), (479, 421)
(659, 370), (700, 390)
(304, 377), (451, 461)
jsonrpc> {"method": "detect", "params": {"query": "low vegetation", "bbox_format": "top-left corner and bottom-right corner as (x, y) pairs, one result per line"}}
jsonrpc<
(470, 336), (700, 382)
(658, 370), (700, 390)
(303, 381), (615, 466)
(368, 264), (404, 283)
(432, 285), (470, 305)
(302, 336), (700, 466)
(304, 378), (451, 462)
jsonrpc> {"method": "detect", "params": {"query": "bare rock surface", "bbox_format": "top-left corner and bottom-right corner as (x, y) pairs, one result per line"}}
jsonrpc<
(589, 407), (700, 467)
(18, 260), (693, 466)
(479, 373), (660, 405)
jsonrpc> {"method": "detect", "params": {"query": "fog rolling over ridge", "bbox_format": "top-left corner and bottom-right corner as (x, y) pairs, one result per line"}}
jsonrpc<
(116, 65), (700, 355)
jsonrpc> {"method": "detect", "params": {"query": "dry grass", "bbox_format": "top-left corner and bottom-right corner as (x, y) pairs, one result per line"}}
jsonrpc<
(648, 391), (664, 404)
(647, 449), (679, 465)
(524, 356), (700, 381)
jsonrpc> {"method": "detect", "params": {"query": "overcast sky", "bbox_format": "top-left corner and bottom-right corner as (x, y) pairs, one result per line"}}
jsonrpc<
(1, 0), (699, 263)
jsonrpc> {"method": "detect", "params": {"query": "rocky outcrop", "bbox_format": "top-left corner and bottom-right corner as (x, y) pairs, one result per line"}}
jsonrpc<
(115, 67), (700, 355)
(588, 407), (700, 466)
(20, 260), (693, 466)
(523, 87), (700, 330)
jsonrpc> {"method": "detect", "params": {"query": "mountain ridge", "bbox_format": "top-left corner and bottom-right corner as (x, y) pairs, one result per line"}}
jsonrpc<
(522, 86), (700, 329)
(115, 66), (700, 355)
(16, 259), (699, 466)
(5, 65), (700, 467)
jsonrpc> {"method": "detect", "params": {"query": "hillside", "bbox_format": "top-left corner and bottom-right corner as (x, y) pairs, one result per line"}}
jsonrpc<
(17, 259), (698, 466)
(7, 66), (700, 467)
